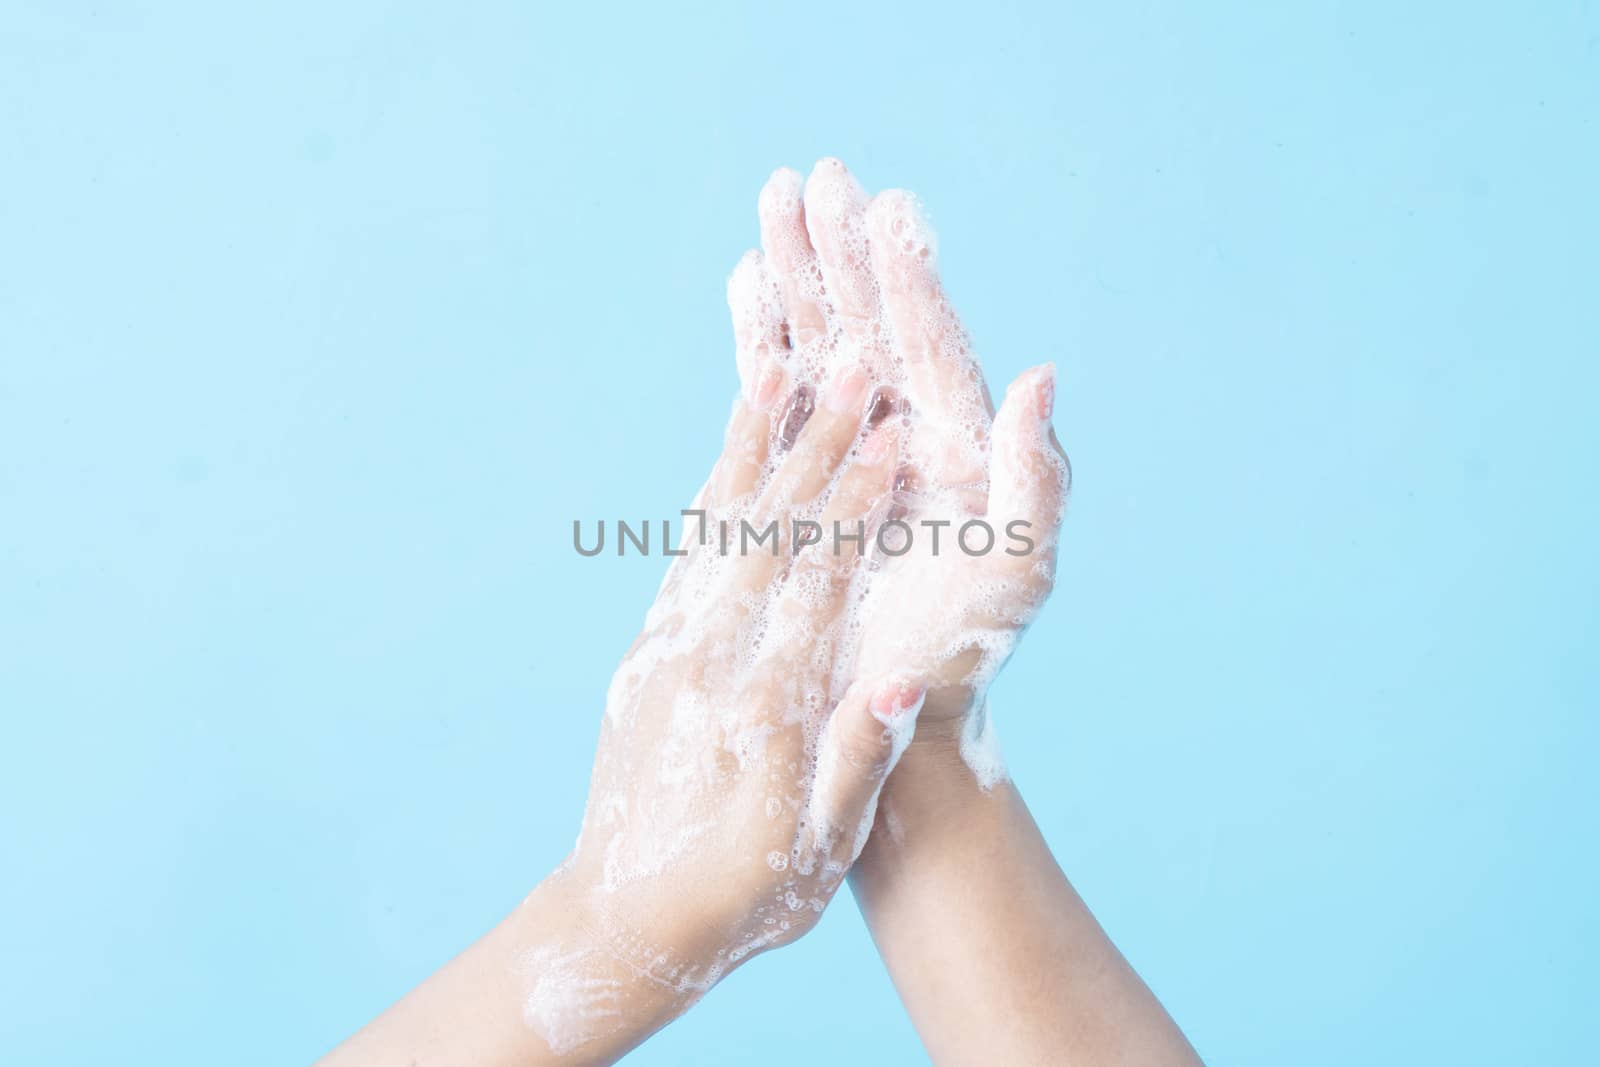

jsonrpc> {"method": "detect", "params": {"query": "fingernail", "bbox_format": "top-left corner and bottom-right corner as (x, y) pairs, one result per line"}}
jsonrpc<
(1036, 364), (1056, 420)
(871, 681), (927, 727)
(866, 387), (902, 428)
(754, 364), (784, 408)
(826, 367), (870, 415)
(777, 384), (816, 450)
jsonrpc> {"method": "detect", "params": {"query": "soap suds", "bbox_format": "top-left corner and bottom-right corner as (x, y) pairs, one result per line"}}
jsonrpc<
(519, 946), (622, 1057)
(959, 699), (1008, 791)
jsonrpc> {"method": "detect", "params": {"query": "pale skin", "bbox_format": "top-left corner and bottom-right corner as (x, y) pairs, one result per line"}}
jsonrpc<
(319, 159), (1201, 1066)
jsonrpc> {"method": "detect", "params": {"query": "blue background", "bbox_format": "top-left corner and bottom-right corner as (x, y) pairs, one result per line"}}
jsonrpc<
(2, 2), (1596, 1063)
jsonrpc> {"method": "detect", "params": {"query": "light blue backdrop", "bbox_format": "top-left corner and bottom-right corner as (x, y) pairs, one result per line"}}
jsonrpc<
(2, 2), (1595, 1064)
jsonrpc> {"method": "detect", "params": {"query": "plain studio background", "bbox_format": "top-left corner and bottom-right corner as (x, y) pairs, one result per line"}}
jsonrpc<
(2, 3), (1595, 1064)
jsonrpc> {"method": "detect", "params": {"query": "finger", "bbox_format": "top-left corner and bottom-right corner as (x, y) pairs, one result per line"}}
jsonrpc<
(731, 367), (872, 598)
(867, 190), (992, 488)
(694, 382), (806, 611)
(756, 418), (899, 669)
(727, 250), (788, 399)
(756, 366), (872, 516)
(815, 417), (901, 551)
(806, 677), (927, 864)
(803, 158), (881, 374)
(759, 168), (829, 361)
(986, 363), (1071, 611)
(776, 417), (900, 624)
(689, 367), (788, 612)
(708, 362), (786, 509)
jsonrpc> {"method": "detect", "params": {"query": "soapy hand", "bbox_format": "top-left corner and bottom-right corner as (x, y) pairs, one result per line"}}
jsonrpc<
(731, 160), (1070, 770)
(527, 308), (930, 1054)
(525, 160), (1069, 1055)
(548, 359), (924, 988)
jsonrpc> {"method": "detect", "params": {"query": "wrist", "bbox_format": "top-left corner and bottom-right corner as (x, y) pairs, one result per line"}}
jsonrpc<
(510, 868), (723, 1063)
(851, 718), (1011, 893)
(883, 708), (1001, 812)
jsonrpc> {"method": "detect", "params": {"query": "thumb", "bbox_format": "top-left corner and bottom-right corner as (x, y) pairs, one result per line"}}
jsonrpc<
(806, 676), (927, 865)
(987, 363), (1070, 605)
(988, 362), (1070, 533)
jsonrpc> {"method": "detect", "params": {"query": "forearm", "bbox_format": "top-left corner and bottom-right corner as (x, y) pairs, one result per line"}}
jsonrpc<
(317, 871), (701, 1067)
(850, 739), (1201, 1066)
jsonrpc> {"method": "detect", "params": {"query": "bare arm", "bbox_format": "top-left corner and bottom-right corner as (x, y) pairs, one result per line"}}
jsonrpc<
(318, 874), (687, 1067)
(852, 735), (1202, 1066)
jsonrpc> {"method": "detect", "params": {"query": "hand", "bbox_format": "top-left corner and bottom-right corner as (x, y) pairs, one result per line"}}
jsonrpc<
(536, 322), (925, 1056)
(732, 160), (1070, 767)
(528, 157), (1069, 1057)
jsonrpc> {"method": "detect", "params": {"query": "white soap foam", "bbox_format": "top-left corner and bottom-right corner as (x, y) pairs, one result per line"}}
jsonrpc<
(519, 946), (622, 1057)
(960, 699), (1008, 791)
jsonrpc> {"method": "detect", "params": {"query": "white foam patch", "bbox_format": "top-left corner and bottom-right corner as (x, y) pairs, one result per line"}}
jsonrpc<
(519, 946), (622, 1057)
(960, 699), (1008, 791)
